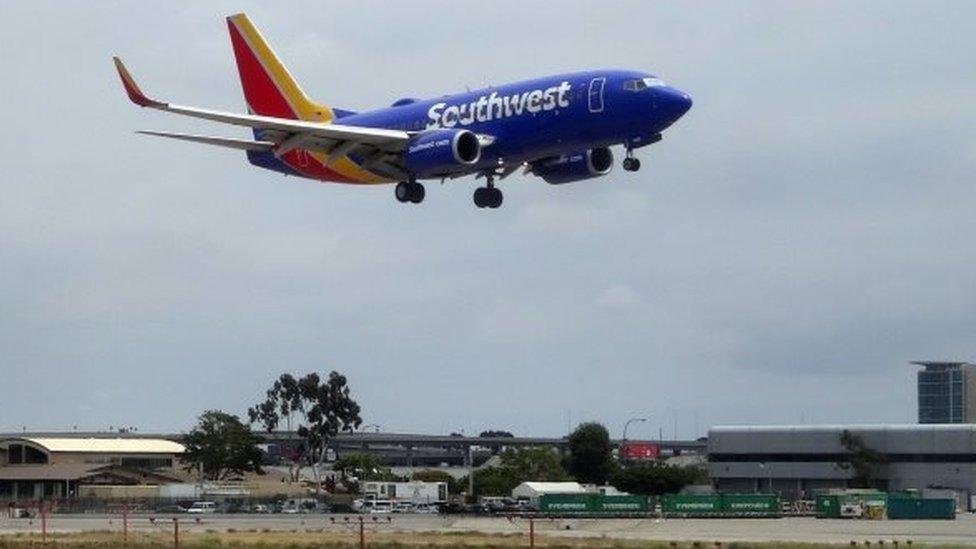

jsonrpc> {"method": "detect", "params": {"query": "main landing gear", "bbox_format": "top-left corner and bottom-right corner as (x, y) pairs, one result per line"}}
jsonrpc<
(622, 149), (641, 172)
(395, 181), (425, 204)
(473, 174), (503, 209)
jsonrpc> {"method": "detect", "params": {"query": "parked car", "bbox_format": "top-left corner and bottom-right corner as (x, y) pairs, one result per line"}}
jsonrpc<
(186, 502), (217, 514)
(413, 503), (439, 514)
(354, 499), (393, 514)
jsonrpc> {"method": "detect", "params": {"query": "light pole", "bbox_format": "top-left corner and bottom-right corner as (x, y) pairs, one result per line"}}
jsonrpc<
(623, 417), (648, 441)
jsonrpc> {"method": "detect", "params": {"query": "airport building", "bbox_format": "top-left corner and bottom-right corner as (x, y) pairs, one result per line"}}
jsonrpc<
(708, 425), (976, 501)
(915, 361), (976, 424)
(0, 437), (185, 500)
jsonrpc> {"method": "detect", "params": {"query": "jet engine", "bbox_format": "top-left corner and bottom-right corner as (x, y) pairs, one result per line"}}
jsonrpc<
(403, 129), (481, 177)
(530, 147), (614, 184)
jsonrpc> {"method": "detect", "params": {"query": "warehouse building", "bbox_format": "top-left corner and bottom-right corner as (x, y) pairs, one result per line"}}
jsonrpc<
(0, 437), (185, 500)
(708, 425), (976, 502)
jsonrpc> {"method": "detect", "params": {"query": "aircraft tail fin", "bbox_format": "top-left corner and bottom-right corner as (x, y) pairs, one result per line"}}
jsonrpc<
(226, 13), (333, 123)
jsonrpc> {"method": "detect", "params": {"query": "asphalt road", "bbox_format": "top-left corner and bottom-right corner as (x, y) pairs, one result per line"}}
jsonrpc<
(2, 513), (975, 545)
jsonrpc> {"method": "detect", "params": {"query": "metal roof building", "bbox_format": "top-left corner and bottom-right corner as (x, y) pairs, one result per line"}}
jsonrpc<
(708, 424), (976, 503)
(0, 437), (186, 500)
(9, 438), (185, 455)
(0, 437), (184, 467)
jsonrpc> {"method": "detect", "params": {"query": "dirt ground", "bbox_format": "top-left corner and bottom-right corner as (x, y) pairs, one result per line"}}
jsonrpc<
(2, 530), (967, 549)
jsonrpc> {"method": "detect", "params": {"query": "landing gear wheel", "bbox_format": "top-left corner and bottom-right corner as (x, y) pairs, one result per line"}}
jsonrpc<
(623, 157), (641, 172)
(408, 182), (425, 204)
(395, 182), (411, 203)
(487, 187), (503, 208)
(473, 187), (503, 209)
(473, 187), (489, 208)
(395, 182), (425, 204)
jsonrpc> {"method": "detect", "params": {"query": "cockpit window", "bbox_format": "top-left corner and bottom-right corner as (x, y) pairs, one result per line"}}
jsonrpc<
(624, 77), (667, 91)
(623, 79), (647, 91)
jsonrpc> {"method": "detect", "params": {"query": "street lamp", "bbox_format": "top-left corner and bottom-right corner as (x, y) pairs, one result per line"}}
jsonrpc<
(623, 417), (648, 441)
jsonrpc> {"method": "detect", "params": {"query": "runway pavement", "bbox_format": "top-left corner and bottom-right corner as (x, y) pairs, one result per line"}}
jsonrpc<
(1, 513), (975, 545)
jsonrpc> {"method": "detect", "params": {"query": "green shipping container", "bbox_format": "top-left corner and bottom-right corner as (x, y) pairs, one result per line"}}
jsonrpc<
(597, 495), (650, 513)
(887, 498), (955, 520)
(721, 494), (780, 516)
(816, 491), (887, 518)
(662, 495), (722, 516)
(539, 494), (651, 515)
(815, 494), (842, 518)
(539, 493), (596, 514)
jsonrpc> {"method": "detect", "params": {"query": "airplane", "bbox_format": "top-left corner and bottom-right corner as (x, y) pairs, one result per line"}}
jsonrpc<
(114, 13), (692, 209)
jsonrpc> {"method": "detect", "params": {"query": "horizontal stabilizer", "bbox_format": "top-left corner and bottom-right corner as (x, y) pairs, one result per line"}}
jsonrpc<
(137, 130), (274, 151)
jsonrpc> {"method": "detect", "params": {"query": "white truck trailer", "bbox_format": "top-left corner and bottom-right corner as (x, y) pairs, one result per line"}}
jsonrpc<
(361, 481), (448, 504)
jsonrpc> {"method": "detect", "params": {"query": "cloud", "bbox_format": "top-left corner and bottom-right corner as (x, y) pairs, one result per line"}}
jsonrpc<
(1, 1), (974, 437)
(595, 283), (641, 311)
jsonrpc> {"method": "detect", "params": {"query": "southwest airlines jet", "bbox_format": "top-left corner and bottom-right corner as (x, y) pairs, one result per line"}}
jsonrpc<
(115, 13), (691, 209)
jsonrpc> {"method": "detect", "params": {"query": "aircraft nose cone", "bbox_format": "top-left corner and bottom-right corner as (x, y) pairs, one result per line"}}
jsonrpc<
(661, 86), (692, 121)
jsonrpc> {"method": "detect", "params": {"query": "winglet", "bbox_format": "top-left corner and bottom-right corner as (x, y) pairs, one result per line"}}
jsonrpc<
(113, 56), (163, 108)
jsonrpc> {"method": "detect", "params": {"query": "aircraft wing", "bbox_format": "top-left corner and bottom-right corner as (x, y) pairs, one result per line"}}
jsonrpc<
(136, 130), (275, 151)
(114, 57), (411, 157)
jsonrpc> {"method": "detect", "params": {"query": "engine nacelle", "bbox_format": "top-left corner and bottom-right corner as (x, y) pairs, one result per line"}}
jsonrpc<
(531, 147), (614, 184)
(403, 129), (481, 177)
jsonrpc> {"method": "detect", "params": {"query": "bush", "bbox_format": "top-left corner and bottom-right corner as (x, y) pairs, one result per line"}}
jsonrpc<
(610, 463), (708, 495)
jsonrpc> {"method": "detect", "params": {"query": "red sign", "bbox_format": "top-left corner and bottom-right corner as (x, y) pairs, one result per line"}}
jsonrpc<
(619, 442), (660, 460)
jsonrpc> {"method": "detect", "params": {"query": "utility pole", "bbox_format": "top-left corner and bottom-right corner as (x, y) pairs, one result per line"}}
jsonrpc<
(467, 445), (475, 502)
(173, 517), (180, 548)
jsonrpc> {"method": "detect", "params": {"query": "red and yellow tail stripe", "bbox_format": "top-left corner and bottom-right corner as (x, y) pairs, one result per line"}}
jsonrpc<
(226, 13), (388, 184)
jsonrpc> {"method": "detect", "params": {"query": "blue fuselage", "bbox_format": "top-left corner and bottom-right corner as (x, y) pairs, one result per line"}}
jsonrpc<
(341, 69), (692, 176)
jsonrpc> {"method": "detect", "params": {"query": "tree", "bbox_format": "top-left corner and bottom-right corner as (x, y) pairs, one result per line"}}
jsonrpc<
(181, 410), (264, 481)
(500, 447), (571, 483)
(837, 430), (886, 488)
(479, 430), (515, 452)
(566, 422), (616, 485)
(479, 430), (515, 438)
(333, 452), (381, 478)
(333, 453), (404, 481)
(249, 372), (362, 492)
(610, 463), (707, 495)
(459, 447), (571, 498)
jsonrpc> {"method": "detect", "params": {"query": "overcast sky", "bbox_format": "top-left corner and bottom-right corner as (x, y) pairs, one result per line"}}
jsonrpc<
(1, 1), (974, 439)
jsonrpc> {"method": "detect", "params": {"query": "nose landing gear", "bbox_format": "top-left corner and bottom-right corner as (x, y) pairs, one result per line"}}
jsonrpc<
(622, 149), (641, 172)
(395, 181), (425, 204)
